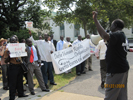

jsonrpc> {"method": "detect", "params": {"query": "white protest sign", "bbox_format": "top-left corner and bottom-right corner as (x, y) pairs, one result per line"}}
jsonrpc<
(26, 21), (33, 28)
(8, 43), (27, 58)
(51, 39), (90, 74)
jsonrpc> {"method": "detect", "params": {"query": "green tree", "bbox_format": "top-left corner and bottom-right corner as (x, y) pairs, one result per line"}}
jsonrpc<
(0, 0), (51, 36)
(44, 0), (133, 36)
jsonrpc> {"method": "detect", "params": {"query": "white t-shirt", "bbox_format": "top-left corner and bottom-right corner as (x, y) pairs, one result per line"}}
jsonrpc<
(29, 36), (55, 62)
(95, 40), (107, 60)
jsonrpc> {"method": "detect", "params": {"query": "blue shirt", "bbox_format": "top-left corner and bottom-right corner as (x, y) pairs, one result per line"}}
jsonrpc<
(29, 46), (38, 61)
(56, 40), (65, 51)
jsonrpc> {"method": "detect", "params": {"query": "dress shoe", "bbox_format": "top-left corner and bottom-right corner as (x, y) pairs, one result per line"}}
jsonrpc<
(101, 81), (105, 89)
(45, 84), (49, 89)
(18, 94), (28, 97)
(77, 72), (81, 76)
(42, 89), (50, 92)
(50, 82), (57, 85)
(3, 87), (9, 90)
(81, 71), (86, 74)
(89, 69), (93, 71)
(31, 92), (35, 95)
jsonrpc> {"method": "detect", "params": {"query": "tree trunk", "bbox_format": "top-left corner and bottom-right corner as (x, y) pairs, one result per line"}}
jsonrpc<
(83, 22), (87, 37)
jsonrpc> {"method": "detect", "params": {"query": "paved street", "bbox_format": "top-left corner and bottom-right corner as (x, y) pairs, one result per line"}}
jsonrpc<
(0, 52), (133, 100)
(59, 52), (133, 100)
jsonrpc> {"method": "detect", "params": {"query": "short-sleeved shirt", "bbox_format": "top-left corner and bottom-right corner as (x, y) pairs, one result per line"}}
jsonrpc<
(4, 49), (21, 64)
(105, 30), (129, 73)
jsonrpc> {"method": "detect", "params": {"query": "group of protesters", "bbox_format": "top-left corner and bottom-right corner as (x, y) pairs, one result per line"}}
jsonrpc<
(0, 30), (94, 100)
(0, 10), (132, 100)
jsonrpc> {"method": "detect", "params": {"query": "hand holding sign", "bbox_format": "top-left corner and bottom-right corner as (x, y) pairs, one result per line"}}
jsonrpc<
(8, 43), (27, 58)
(29, 30), (32, 36)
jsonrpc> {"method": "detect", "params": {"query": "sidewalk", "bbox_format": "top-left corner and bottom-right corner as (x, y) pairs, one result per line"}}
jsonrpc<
(39, 91), (103, 100)
(0, 82), (51, 100)
(0, 81), (103, 100)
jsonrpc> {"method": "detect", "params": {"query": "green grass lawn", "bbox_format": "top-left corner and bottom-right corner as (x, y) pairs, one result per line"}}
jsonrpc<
(0, 68), (76, 90)
(27, 68), (76, 90)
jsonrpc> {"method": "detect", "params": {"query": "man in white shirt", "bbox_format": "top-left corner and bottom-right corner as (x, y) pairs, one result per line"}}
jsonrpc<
(72, 35), (86, 76)
(63, 37), (72, 73)
(42, 34), (57, 87)
(29, 31), (57, 89)
(56, 36), (66, 51)
(85, 34), (93, 71)
(95, 39), (107, 88)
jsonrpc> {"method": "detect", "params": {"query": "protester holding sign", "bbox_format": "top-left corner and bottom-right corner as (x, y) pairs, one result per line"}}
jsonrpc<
(63, 37), (72, 73)
(4, 36), (28, 100)
(41, 34), (57, 88)
(29, 31), (57, 89)
(56, 36), (66, 51)
(72, 35), (86, 76)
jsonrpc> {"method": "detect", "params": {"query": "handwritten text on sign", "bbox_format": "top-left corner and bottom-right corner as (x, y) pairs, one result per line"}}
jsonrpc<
(51, 39), (91, 74)
(8, 43), (27, 58)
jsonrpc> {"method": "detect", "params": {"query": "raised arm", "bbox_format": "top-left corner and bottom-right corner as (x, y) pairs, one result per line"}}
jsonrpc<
(29, 30), (37, 45)
(92, 11), (110, 41)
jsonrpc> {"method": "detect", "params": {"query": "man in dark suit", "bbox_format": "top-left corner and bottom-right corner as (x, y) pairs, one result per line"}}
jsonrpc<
(50, 34), (57, 50)
(25, 39), (49, 95)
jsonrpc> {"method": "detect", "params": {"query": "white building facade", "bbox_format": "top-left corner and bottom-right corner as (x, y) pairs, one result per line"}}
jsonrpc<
(28, 18), (133, 42)
(50, 19), (133, 41)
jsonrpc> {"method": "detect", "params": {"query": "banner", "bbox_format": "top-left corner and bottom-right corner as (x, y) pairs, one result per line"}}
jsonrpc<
(8, 43), (27, 58)
(51, 39), (91, 74)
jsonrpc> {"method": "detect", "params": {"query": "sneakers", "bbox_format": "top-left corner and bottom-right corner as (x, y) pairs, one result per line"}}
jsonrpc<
(50, 83), (57, 85)
(31, 92), (35, 95)
(42, 89), (50, 92)
(3, 87), (9, 90)
(89, 69), (93, 71)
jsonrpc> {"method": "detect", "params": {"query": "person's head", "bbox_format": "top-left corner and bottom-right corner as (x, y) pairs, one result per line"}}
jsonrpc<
(110, 19), (124, 32)
(39, 36), (42, 40)
(20, 39), (26, 43)
(10, 37), (17, 43)
(86, 34), (90, 39)
(0, 38), (6, 46)
(48, 36), (51, 41)
(66, 37), (70, 42)
(26, 38), (32, 47)
(60, 36), (64, 41)
(44, 33), (49, 41)
(13, 35), (19, 42)
(50, 34), (53, 40)
(78, 35), (82, 41)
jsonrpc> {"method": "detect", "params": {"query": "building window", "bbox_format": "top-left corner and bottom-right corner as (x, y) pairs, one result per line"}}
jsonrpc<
(74, 24), (80, 37)
(60, 24), (65, 37)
